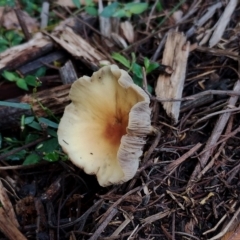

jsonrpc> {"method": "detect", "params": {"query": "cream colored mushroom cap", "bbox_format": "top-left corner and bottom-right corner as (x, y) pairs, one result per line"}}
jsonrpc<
(57, 65), (151, 186)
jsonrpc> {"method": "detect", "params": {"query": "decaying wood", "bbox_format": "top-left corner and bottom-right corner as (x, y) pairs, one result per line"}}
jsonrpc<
(155, 30), (189, 123)
(0, 208), (26, 240)
(0, 84), (71, 129)
(59, 60), (78, 84)
(0, 33), (53, 71)
(49, 21), (105, 67)
(18, 50), (66, 75)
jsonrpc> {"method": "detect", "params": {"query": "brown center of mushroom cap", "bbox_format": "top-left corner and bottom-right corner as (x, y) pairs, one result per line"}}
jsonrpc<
(103, 116), (127, 147)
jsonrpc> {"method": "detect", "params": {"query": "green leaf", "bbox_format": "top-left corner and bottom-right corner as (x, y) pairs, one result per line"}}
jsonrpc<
(28, 121), (42, 131)
(131, 53), (136, 64)
(144, 57), (150, 69)
(85, 6), (98, 16)
(0, 101), (31, 109)
(43, 151), (59, 162)
(72, 0), (80, 8)
(85, 0), (94, 6)
(156, 0), (163, 12)
(27, 121), (57, 137)
(36, 138), (59, 153)
(112, 52), (131, 68)
(0, 45), (8, 53)
(6, 149), (27, 161)
(125, 3), (148, 14)
(132, 63), (143, 78)
(5, 31), (14, 41)
(0, 0), (15, 6)
(25, 133), (39, 144)
(11, 34), (23, 46)
(0, 37), (9, 45)
(2, 70), (18, 82)
(23, 153), (41, 165)
(34, 67), (46, 77)
(146, 62), (159, 74)
(100, 2), (119, 17)
(133, 75), (142, 87)
(25, 75), (39, 87)
(16, 78), (29, 91)
(147, 84), (153, 94)
(47, 129), (57, 138)
(24, 116), (35, 125)
(38, 117), (59, 129)
(113, 9), (129, 18)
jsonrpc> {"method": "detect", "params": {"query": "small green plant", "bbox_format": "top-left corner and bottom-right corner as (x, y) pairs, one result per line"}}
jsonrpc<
(0, 30), (24, 52)
(21, 0), (42, 15)
(0, 0), (15, 7)
(0, 0), (41, 15)
(0, 115), (65, 165)
(1, 67), (46, 91)
(101, 2), (148, 18)
(72, 0), (98, 16)
(112, 52), (159, 93)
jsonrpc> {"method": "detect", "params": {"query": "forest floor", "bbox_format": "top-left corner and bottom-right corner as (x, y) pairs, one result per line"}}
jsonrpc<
(0, 0), (240, 239)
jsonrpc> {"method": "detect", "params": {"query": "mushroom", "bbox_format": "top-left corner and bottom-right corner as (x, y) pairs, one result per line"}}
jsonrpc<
(57, 65), (152, 187)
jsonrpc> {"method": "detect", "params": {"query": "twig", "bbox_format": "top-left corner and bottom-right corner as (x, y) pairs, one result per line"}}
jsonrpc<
(197, 116), (233, 178)
(166, 143), (202, 173)
(209, 0), (238, 47)
(14, 8), (31, 41)
(142, 132), (161, 164)
(40, 1), (49, 29)
(186, 2), (222, 37)
(208, 204), (240, 240)
(188, 80), (240, 186)
(89, 208), (118, 240)
(146, 0), (158, 32)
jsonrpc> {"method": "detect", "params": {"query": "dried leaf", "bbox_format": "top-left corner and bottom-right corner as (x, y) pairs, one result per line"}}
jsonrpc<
(0, 7), (39, 32)
(120, 21), (134, 43)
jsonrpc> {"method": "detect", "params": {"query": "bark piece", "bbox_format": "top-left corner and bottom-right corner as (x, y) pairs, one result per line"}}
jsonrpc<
(155, 30), (189, 123)
(49, 24), (105, 67)
(0, 84), (71, 129)
(18, 50), (66, 75)
(59, 60), (78, 84)
(0, 33), (53, 71)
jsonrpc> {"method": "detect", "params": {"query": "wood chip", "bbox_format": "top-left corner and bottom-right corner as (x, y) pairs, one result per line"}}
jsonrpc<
(0, 33), (52, 70)
(155, 30), (189, 123)
(50, 26), (105, 67)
